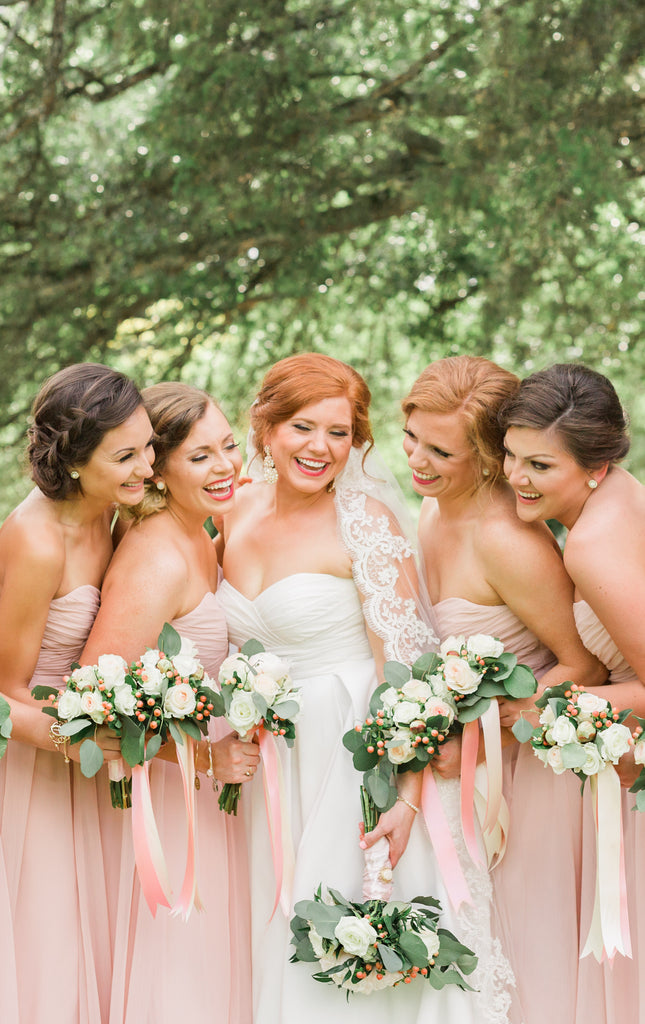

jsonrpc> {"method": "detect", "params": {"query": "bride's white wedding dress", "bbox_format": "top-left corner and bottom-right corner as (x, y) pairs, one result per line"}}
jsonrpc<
(219, 568), (514, 1023)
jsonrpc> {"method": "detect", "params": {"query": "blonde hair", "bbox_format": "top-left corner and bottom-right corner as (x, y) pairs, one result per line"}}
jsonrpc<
(402, 356), (520, 489)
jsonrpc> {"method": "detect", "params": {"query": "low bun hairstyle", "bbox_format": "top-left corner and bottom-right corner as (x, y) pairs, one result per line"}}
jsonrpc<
(402, 356), (520, 489)
(250, 353), (373, 458)
(499, 363), (630, 470)
(27, 363), (143, 500)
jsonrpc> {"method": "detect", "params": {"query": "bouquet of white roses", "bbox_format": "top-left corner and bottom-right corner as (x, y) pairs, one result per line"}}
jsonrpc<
(0, 694), (11, 759)
(514, 682), (633, 780)
(214, 640), (302, 814)
(290, 886), (476, 995)
(32, 623), (220, 808)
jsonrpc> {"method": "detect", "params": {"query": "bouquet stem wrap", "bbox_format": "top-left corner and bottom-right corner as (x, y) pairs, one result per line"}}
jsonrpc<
(580, 766), (632, 962)
(362, 835), (393, 901)
(421, 768), (471, 911)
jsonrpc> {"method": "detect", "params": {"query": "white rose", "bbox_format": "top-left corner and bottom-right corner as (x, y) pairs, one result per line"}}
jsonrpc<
(80, 689), (106, 724)
(575, 692), (610, 721)
(547, 746), (567, 775)
(334, 915), (378, 957)
(422, 697), (456, 725)
(251, 671), (281, 704)
(439, 635), (466, 659)
(70, 665), (99, 690)
(113, 684), (137, 717)
(465, 634), (505, 660)
(634, 738), (645, 766)
(164, 681), (197, 718)
(401, 678), (433, 703)
(273, 688), (303, 717)
(392, 700), (421, 725)
(580, 743), (605, 776)
(416, 926), (441, 960)
(96, 653), (128, 690)
(227, 690), (263, 735)
(139, 649), (165, 696)
(57, 689), (84, 721)
(379, 687), (400, 711)
(308, 925), (325, 959)
(598, 723), (633, 764)
(539, 705), (556, 727)
(576, 720), (597, 743)
(249, 651), (290, 682)
(442, 655), (481, 696)
(533, 746), (550, 766)
(387, 728), (416, 764)
(172, 636), (202, 679)
(218, 653), (253, 687)
(426, 673), (451, 701)
(551, 716), (577, 746)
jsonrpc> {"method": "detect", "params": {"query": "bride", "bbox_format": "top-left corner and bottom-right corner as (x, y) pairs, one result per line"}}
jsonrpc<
(218, 353), (514, 1023)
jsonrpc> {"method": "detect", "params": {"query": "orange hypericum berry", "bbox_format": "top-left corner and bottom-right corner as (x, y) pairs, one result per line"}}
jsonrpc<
(376, 973), (384, 980)
(153, 708), (161, 716)
(356, 971), (366, 980)
(438, 734), (445, 742)
(147, 698), (156, 707)
(420, 967), (428, 975)
(428, 746), (435, 754)
(377, 740), (384, 747)
(137, 713), (146, 722)
(404, 976), (412, 983)
(150, 721), (158, 729)
(197, 713), (204, 720)
(366, 718), (373, 726)
(422, 736), (430, 744)
(367, 745), (375, 753)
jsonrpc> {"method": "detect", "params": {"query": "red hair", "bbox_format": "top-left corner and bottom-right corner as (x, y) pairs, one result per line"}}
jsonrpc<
(251, 353), (373, 453)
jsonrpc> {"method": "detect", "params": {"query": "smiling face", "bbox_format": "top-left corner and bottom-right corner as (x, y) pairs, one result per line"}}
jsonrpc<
(402, 408), (479, 501)
(73, 404), (155, 507)
(503, 426), (595, 528)
(267, 396), (354, 494)
(159, 402), (243, 518)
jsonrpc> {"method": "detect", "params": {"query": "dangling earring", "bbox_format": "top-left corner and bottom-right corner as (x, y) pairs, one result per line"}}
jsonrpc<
(263, 445), (278, 484)
(70, 470), (79, 480)
(588, 478), (598, 490)
(155, 479), (166, 492)
(326, 478), (336, 494)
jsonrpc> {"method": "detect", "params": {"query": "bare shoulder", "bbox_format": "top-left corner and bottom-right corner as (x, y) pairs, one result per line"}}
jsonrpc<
(0, 496), (65, 580)
(104, 513), (189, 585)
(477, 494), (559, 567)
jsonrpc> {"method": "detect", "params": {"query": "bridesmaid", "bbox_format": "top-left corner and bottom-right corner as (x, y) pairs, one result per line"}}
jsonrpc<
(501, 362), (645, 1024)
(401, 355), (607, 1024)
(0, 363), (154, 1023)
(81, 382), (259, 1024)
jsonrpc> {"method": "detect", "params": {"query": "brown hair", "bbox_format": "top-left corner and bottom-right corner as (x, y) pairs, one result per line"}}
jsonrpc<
(27, 363), (143, 500)
(499, 363), (630, 470)
(124, 382), (215, 522)
(251, 353), (373, 456)
(402, 356), (520, 488)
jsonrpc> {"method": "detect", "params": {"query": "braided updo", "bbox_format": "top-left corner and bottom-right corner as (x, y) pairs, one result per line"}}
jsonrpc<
(27, 363), (143, 500)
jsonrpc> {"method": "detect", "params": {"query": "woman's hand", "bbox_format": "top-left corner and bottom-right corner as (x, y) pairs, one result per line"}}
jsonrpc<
(432, 734), (463, 779)
(208, 731), (261, 785)
(616, 748), (643, 789)
(360, 798), (416, 869)
(497, 694), (540, 729)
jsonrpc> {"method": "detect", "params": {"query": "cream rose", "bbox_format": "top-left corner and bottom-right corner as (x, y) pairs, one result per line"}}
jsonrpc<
(401, 678), (433, 703)
(597, 723), (632, 764)
(251, 671), (281, 704)
(442, 655), (481, 695)
(576, 720), (597, 743)
(139, 650), (165, 696)
(551, 716), (577, 746)
(80, 688), (106, 724)
(113, 684), (137, 717)
(547, 746), (567, 774)
(218, 653), (253, 687)
(227, 690), (263, 735)
(387, 728), (416, 764)
(172, 637), (202, 679)
(580, 743), (605, 776)
(249, 651), (290, 682)
(392, 700), (421, 725)
(97, 653), (128, 690)
(427, 673), (451, 701)
(334, 915), (378, 957)
(379, 687), (400, 711)
(164, 681), (197, 718)
(575, 692), (610, 721)
(465, 634), (504, 660)
(539, 705), (556, 727)
(57, 689), (83, 721)
(439, 635), (466, 659)
(70, 665), (99, 690)
(423, 697), (456, 725)
(634, 738), (645, 766)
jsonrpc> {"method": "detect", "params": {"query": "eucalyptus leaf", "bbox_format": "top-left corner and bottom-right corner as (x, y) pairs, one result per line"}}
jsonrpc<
(272, 699), (299, 720)
(397, 931), (428, 965)
(352, 747), (379, 771)
(512, 717), (535, 743)
(292, 901), (344, 939)
(383, 661), (411, 687)
(342, 728), (364, 753)
(366, 770), (394, 809)
(457, 697), (491, 723)
(252, 693), (269, 716)
(157, 622), (181, 658)
(80, 738), (104, 778)
(169, 719), (184, 747)
(0, 718), (12, 739)
(413, 652), (441, 678)
(561, 743), (588, 769)
(635, 791), (645, 812)
(241, 638), (264, 657)
(59, 718), (93, 736)
(177, 718), (201, 741)
(0, 737), (8, 759)
(31, 684), (58, 701)
(145, 732), (163, 760)
(377, 941), (403, 971)
(504, 664), (538, 699)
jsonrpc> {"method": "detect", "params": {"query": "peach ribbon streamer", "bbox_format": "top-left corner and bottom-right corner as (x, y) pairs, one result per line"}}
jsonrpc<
(171, 730), (204, 919)
(258, 728), (294, 918)
(473, 763), (510, 868)
(131, 761), (173, 917)
(421, 767), (471, 911)
(460, 720), (484, 866)
(580, 766), (632, 962)
(479, 701), (503, 834)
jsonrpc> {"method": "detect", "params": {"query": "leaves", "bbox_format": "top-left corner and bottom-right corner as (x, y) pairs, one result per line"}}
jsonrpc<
(79, 738), (104, 778)
(512, 716), (535, 744)
(157, 623), (181, 659)
(504, 664), (538, 700)
(241, 639), (264, 657)
(383, 661), (411, 688)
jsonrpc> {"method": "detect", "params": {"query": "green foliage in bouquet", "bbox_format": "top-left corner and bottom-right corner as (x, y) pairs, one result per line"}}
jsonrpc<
(0, 694), (12, 759)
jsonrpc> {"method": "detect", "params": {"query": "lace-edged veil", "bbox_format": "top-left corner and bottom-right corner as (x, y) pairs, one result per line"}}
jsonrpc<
(246, 431), (438, 668)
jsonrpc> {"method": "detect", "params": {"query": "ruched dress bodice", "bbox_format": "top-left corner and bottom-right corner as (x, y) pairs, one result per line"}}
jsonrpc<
(31, 584), (100, 684)
(574, 600), (637, 683)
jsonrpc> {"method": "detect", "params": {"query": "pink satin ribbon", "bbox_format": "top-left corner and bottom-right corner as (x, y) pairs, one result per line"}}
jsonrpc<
(259, 728), (293, 918)
(479, 702), (503, 834)
(460, 720), (484, 866)
(172, 731), (203, 919)
(580, 767), (632, 962)
(131, 761), (172, 917)
(421, 767), (471, 911)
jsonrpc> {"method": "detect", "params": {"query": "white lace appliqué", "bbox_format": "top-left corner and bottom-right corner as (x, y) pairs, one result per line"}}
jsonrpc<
(335, 486), (437, 664)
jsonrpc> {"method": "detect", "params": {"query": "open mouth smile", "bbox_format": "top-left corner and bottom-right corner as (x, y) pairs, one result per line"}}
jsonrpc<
(295, 457), (329, 477)
(205, 477), (235, 500)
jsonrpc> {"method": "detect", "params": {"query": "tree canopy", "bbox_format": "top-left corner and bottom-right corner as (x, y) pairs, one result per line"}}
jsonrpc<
(0, 0), (643, 514)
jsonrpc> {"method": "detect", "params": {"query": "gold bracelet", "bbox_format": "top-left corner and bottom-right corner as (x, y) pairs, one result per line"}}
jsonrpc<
(194, 739), (218, 793)
(50, 722), (70, 763)
(396, 795), (420, 814)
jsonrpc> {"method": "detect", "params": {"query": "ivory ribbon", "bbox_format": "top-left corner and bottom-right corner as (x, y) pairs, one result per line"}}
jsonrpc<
(131, 761), (172, 916)
(580, 766), (632, 962)
(473, 763), (509, 868)
(421, 767), (471, 911)
(258, 728), (294, 918)
(171, 730), (203, 919)
(479, 701), (503, 834)
(362, 836), (393, 901)
(460, 720), (484, 866)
